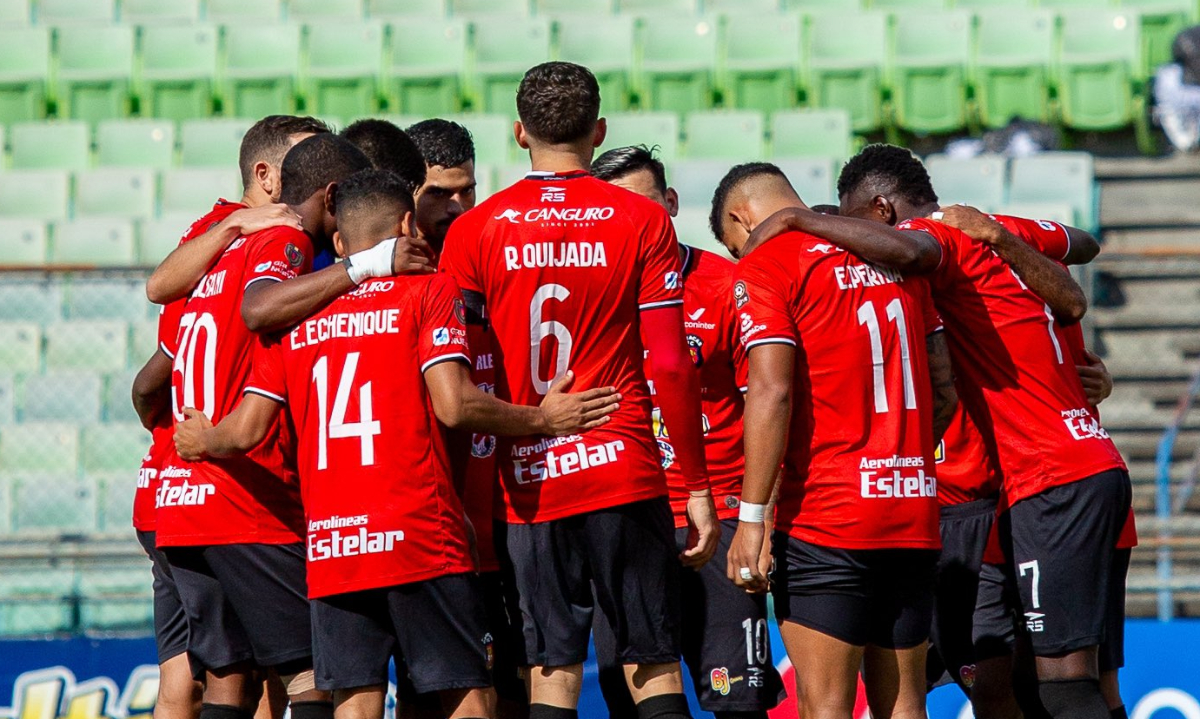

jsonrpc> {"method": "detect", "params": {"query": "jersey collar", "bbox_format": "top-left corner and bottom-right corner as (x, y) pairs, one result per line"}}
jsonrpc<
(523, 170), (591, 181)
(681, 243), (697, 278)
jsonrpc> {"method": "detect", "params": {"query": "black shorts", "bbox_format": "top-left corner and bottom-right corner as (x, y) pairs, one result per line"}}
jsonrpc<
(772, 533), (937, 649)
(311, 573), (492, 694)
(593, 519), (785, 714)
(929, 499), (1016, 693)
(137, 531), (189, 664)
(1000, 468), (1132, 659)
(501, 497), (682, 668)
(163, 542), (312, 673)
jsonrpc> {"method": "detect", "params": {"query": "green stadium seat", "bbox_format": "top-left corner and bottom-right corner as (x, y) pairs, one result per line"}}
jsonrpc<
(1119, 0), (1192, 75)
(871, 0), (948, 6)
(96, 120), (175, 168)
(44, 320), (128, 372)
(0, 219), (49, 266)
(783, 0), (862, 9)
(0, 27), (49, 125)
(0, 171), (69, 221)
(721, 13), (802, 116)
(0, 375), (14, 425)
(82, 423), (149, 473)
(289, 0), (364, 20)
(449, 0), (528, 15)
(617, 0), (697, 13)
(1056, 10), (1140, 130)
(706, 0), (780, 11)
(775, 157), (836, 205)
(1036, 0), (1105, 6)
(103, 369), (140, 424)
(804, 11), (887, 131)
(770, 108), (852, 160)
(0, 322), (40, 374)
(889, 10), (971, 133)
(954, 0), (1029, 5)
(385, 18), (467, 115)
(995, 201), (1075, 226)
(0, 284), (61, 324)
(471, 17), (552, 113)
(139, 24), (218, 122)
(205, 0), (281, 22)
(972, 9), (1055, 127)
(67, 280), (152, 322)
(129, 320), (157, 362)
(0, 0), (30, 24)
(671, 207), (716, 251)
(534, 0), (611, 13)
(1009, 152), (1096, 229)
(23, 371), (102, 421)
(51, 220), (138, 267)
(37, 0), (113, 23)
(303, 22), (384, 118)
(121, 0), (200, 24)
(684, 109), (765, 159)
(554, 14), (634, 111)
(54, 25), (134, 123)
(495, 163), (531, 189)
(925, 154), (1008, 208)
(75, 169), (157, 218)
(0, 567), (76, 635)
(13, 473), (97, 534)
(0, 425), (78, 472)
(637, 15), (719, 115)
(180, 117), (253, 167)
(138, 213), (194, 266)
(78, 568), (153, 629)
(367, 0), (446, 18)
(10, 121), (90, 170)
(220, 24), (300, 117)
(598, 111), (680, 162)
(161, 168), (242, 215)
(440, 113), (512, 165)
(93, 470), (136, 533)
(668, 159), (727, 207)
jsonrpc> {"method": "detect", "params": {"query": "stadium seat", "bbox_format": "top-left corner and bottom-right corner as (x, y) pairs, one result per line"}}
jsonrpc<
(205, 0), (281, 22)
(129, 320), (157, 362)
(139, 213), (197, 266)
(554, 15), (634, 111)
(0, 219), (49, 266)
(82, 423), (149, 473)
(94, 471), (136, 533)
(870, 0), (948, 6)
(0, 27), (50, 125)
(534, 0), (611, 13)
(0, 0), (29, 24)
(139, 24), (219, 122)
(721, 13), (802, 116)
(54, 25), (134, 123)
(0, 567), (76, 635)
(78, 569), (153, 629)
(1009, 152), (1096, 230)
(684, 109), (765, 160)
(783, 0), (863, 10)
(37, 0), (114, 23)
(75, 169), (157, 219)
(0, 424), (77, 473)
(889, 10), (971, 133)
(637, 15), (719, 115)
(668, 159), (728, 208)
(804, 11), (887, 131)
(96, 120), (176, 168)
(121, 0), (201, 24)
(0, 375), (14, 425)
(161, 168), (242, 215)
(0, 171), (69, 221)
(67, 280), (153, 322)
(51, 220), (138, 267)
(23, 371), (102, 422)
(972, 9), (1055, 127)
(44, 320), (128, 372)
(449, 0), (528, 15)
(994, 201), (1075, 226)
(1120, 0), (1195, 74)
(385, 18), (467, 115)
(770, 108), (852, 160)
(617, 0), (697, 13)
(0, 284), (61, 324)
(103, 369), (141, 424)
(706, 0), (780, 12)
(289, 0), (364, 19)
(220, 24), (301, 117)
(0, 323), (40, 374)
(954, 0), (1029, 5)
(13, 473), (97, 534)
(1056, 10), (1141, 130)
(303, 22), (384, 118)
(367, 0), (446, 18)
(10, 121), (90, 170)
(598, 111), (680, 162)
(925, 154), (1008, 208)
(471, 17), (552, 113)
(440, 113), (512, 166)
(775, 157), (836, 205)
(671, 207), (715, 251)
(179, 117), (253, 167)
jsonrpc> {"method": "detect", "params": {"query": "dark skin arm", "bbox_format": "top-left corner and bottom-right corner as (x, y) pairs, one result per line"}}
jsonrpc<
(1077, 349), (1113, 405)
(745, 207), (943, 274)
(131, 350), (173, 430)
(926, 331), (958, 443)
(1063, 226), (1100, 266)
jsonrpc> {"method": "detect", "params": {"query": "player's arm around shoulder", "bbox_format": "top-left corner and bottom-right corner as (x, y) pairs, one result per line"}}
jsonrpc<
(174, 394), (281, 461)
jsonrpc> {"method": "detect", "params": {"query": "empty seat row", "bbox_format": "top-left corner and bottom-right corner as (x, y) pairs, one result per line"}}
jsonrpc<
(0, 370), (145, 425)
(926, 152), (1097, 229)
(0, 566), (151, 636)
(0, 214), (227, 267)
(0, 321), (154, 374)
(0, 421), (147, 478)
(0, 168), (238, 221)
(0, 278), (154, 323)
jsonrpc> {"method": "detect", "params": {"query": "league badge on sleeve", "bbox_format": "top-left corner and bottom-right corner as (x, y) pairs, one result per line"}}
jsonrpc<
(733, 281), (748, 308)
(285, 243), (305, 268)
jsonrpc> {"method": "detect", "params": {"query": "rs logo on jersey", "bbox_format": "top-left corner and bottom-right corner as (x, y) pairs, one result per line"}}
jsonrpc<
(540, 186), (566, 203)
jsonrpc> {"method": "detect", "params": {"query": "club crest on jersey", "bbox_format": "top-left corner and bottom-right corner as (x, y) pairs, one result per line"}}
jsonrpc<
(472, 433), (496, 459)
(724, 496), (739, 509)
(664, 271), (680, 290)
(657, 439), (675, 470)
(540, 186), (566, 203)
(686, 334), (704, 366)
(453, 298), (467, 325)
(733, 281), (749, 308)
(432, 328), (451, 346)
(285, 243), (304, 267)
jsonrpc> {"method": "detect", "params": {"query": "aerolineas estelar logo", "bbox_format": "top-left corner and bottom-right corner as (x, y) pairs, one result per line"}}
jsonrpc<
(0, 666), (158, 719)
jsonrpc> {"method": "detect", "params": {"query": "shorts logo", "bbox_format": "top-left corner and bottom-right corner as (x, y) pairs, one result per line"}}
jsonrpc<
(733, 281), (748, 308)
(1025, 611), (1045, 633)
(254, 261), (272, 273)
(686, 334), (704, 366)
(709, 667), (743, 696)
(664, 271), (680, 290)
(432, 328), (450, 346)
(284, 243), (304, 267)
(482, 633), (495, 671)
(960, 664), (977, 688)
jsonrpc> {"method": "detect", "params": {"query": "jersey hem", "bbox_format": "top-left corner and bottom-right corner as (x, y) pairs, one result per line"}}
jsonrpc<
(1003, 459), (1128, 509)
(154, 530), (305, 547)
(639, 300), (684, 311)
(780, 527), (942, 551)
(499, 485), (667, 524)
(308, 563), (477, 599)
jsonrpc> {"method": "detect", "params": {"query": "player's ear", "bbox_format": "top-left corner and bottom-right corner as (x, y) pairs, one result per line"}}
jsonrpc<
(665, 187), (679, 218)
(400, 210), (416, 239)
(255, 161), (278, 200)
(513, 121), (531, 150)
(592, 118), (607, 149)
(873, 195), (896, 225)
(332, 230), (347, 258)
(323, 182), (339, 216)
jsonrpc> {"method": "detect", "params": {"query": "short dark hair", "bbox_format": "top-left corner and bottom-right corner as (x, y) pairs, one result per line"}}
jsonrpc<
(278, 134), (372, 206)
(335, 169), (415, 235)
(836, 143), (938, 207)
(517, 62), (601, 145)
(238, 115), (330, 189)
(811, 204), (839, 215)
(406, 119), (475, 169)
(709, 162), (789, 241)
(591, 145), (668, 196)
(340, 119), (427, 195)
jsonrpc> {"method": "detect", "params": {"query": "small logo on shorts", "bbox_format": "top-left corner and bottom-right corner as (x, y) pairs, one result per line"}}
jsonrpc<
(959, 664), (977, 688)
(1024, 611), (1045, 633)
(724, 496), (739, 509)
(482, 633), (494, 670)
(709, 667), (743, 696)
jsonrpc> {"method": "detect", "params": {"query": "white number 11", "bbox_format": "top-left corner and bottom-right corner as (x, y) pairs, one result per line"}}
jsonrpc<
(857, 298), (916, 414)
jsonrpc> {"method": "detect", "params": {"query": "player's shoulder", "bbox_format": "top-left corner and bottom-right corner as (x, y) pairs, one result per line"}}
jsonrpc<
(686, 246), (736, 284)
(455, 184), (513, 230)
(897, 215), (954, 239)
(183, 200), (245, 242)
(990, 213), (1063, 237)
(749, 229), (831, 264)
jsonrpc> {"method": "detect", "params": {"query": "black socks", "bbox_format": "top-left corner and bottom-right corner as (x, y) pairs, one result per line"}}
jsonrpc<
(199, 704), (254, 719)
(635, 693), (692, 719)
(1039, 680), (1110, 719)
(529, 705), (578, 719)
(289, 701), (333, 719)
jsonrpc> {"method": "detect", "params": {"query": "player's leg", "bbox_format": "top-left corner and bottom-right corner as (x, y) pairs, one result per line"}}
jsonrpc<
(137, 532), (202, 719)
(862, 645), (927, 719)
(332, 687), (387, 719)
(1099, 548), (1131, 719)
(780, 623), (862, 719)
(254, 673), (288, 719)
(311, 587), (395, 719)
(970, 563), (1023, 719)
(477, 571), (530, 719)
(593, 600), (638, 719)
(931, 501), (991, 698)
(860, 549), (937, 719)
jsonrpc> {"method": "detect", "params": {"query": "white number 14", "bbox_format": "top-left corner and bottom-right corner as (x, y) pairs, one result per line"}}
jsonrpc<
(312, 353), (381, 470)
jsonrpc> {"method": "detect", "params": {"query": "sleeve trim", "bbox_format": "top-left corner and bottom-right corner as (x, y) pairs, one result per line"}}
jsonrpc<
(746, 338), (797, 350)
(159, 342), (175, 360)
(639, 299), (684, 311)
(244, 276), (283, 291)
(420, 353), (471, 373)
(926, 326), (945, 336)
(245, 387), (286, 405)
(1059, 222), (1071, 261)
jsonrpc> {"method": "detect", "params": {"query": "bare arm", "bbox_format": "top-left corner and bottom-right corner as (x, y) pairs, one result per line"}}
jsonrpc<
(1077, 349), (1113, 406)
(173, 395), (281, 460)
(926, 331), (958, 443)
(745, 207), (942, 274)
(1063, 225), (1100, 266)
(131, 350), (173, 430)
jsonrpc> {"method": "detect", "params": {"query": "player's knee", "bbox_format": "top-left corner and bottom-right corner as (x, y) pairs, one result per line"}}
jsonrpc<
(1038, 680), (1110, 719)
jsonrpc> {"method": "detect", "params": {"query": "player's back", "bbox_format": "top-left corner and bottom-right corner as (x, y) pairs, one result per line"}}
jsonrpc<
(735, 231), (939, 550)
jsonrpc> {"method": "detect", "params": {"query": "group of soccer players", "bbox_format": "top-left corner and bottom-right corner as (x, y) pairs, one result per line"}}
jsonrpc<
(128, 60), (1132, 719)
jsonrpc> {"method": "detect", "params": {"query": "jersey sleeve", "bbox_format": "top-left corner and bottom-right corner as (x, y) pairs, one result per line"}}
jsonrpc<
(992, 214), (1071, 261)
(244, 228), (313, 289)
(157, 299), (186, 359)
(637, 205), (685, 311)
(419, 274), (472, 373)
(734, 258), (796, 351)
(440, 215), (484, 294)
(244, 337), (288, 406)
(916, 280), (943, 336)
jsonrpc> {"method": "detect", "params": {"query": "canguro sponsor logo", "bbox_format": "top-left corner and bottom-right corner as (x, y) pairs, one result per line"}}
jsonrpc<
(495, 207), (615, 225)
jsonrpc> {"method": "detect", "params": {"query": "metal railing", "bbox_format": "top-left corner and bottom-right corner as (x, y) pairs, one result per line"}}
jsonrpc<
(1153, 361), (1200, 619)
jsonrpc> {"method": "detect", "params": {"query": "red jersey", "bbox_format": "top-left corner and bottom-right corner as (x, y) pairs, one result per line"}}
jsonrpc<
(156, 225), (311, 547)
(463, 322), (500, 572)
(651, 246), (747, 527)
(440, 171), (682, 523)
(900, 215), (1126, 509)
(245, 274), (476, 598)
(134, 200), (245, 533)
(735, 231), (941, 550)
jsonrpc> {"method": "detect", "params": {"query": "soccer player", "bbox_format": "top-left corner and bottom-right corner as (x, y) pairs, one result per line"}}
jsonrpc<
(589, 146), (784, 719)
(439, 62), (719, 719)
(156, 134), (373, 719)
(407, 119), (478, 248)
(743, 144), (1131, 719)
(171, 168), (622, 719)
(717, 163), (953, 719)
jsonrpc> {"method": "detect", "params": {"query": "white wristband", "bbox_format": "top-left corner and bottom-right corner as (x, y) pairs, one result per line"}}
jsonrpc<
(345, 237), (398, 284)
(738, 501), (766, 523)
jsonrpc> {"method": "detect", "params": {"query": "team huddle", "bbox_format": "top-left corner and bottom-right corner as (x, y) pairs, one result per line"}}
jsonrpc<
(129, 61), (1133, 719)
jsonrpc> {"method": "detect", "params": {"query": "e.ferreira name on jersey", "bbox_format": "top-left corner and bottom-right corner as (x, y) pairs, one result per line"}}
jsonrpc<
(290, 308), (403, 350)
(1062, 407), (1111, 441)
(511, 439), (627, 485)
(504, 241), (609, 271)
(834, 263), (902, 291)
(859, 455), (936, 499)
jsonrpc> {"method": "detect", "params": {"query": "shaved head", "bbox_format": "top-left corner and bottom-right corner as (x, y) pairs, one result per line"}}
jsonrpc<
(710, 163), (804, 257)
